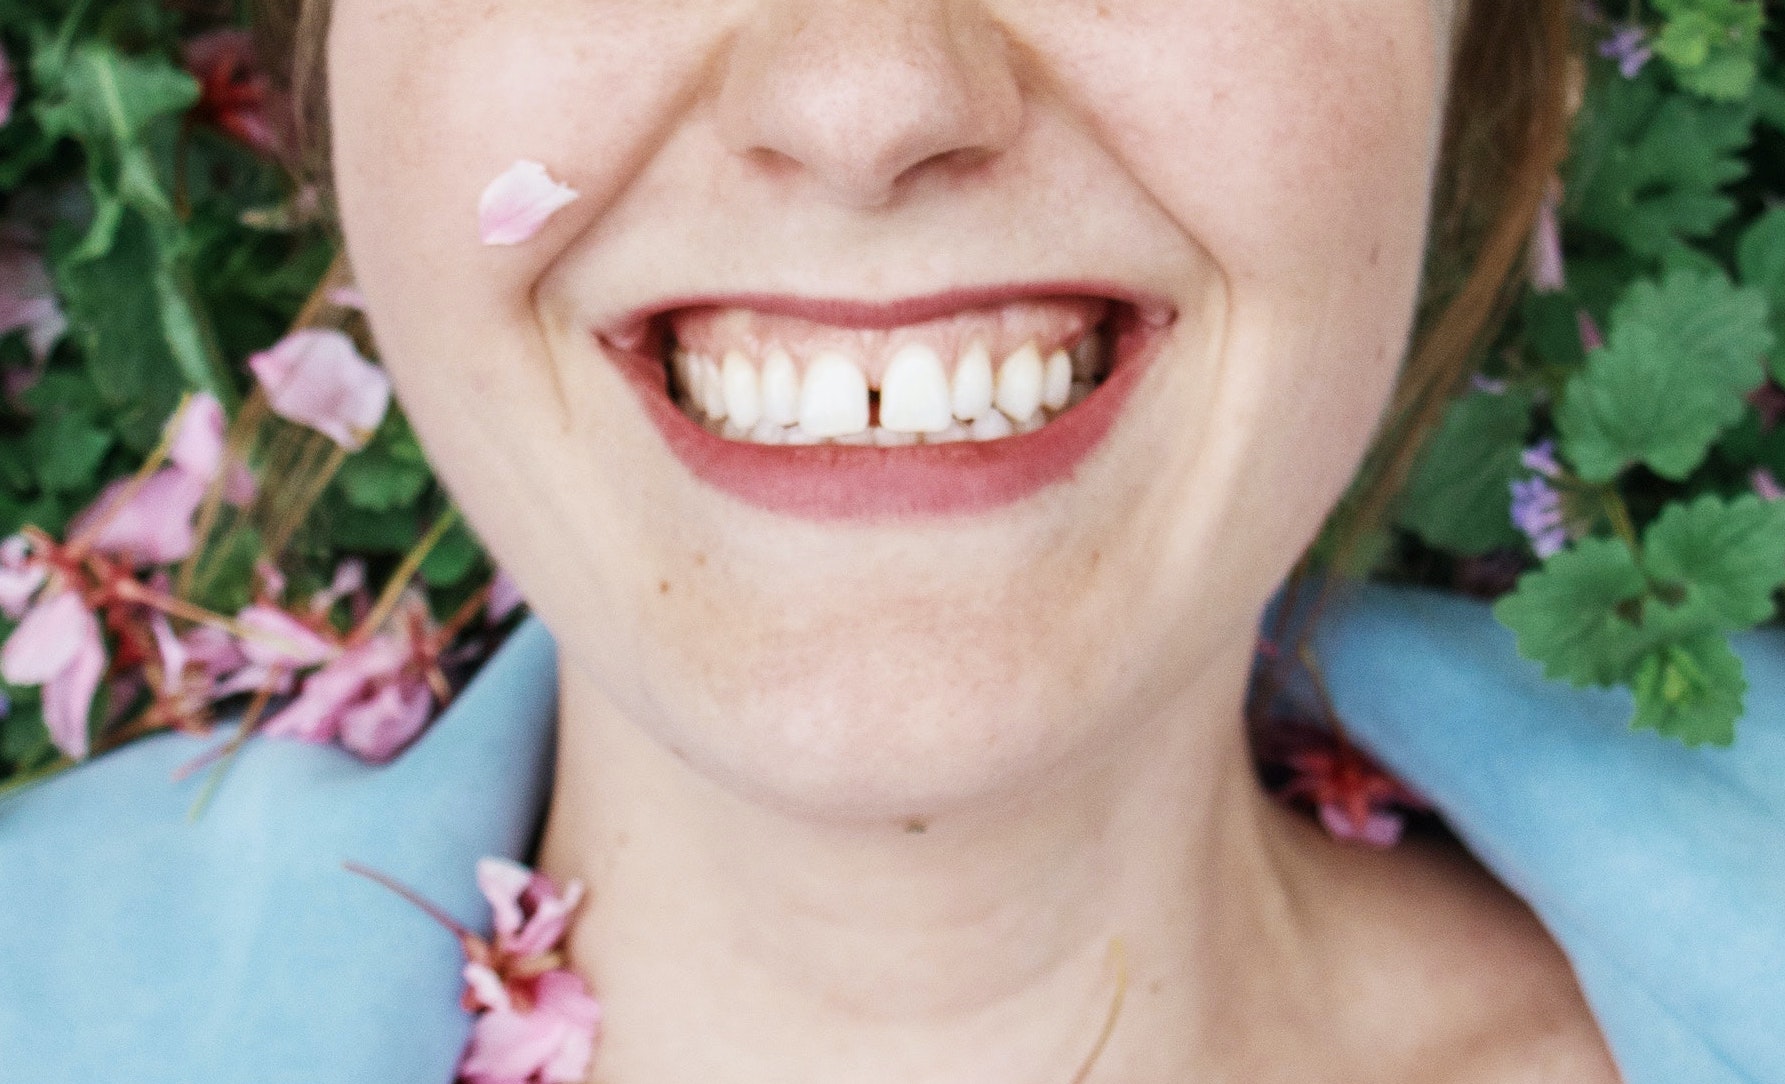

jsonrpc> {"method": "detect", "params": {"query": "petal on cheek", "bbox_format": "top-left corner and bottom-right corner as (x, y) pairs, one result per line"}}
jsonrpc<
(478, 160), (580, 246)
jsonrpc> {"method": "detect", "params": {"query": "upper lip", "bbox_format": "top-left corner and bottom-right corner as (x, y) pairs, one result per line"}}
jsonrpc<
(596, 281), (1177, 353)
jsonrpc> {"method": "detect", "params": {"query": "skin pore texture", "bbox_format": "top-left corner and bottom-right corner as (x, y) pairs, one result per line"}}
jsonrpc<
(328, 1), (1619, 1080)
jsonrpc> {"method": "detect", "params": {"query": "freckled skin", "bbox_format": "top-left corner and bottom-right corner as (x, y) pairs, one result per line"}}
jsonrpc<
(329, 2), (1613, 1080)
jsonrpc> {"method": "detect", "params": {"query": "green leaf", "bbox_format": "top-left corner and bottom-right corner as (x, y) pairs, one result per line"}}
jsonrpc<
(52, 210), (186, 451)
(1396, 388), (1534, 554)
(1651, 0), (1765, 101)
(1630, 633), (1745, 746)
(1493, 538), (1651, 687)
(420, 518), (483, 588)
(24, 407), (112, 493)
(1557, 268), (1773, 481)
(333, 415), (432, 512)
(34, 42), (197, 157)
(1566, 61), (1753, 258)
(1640, 493), (1785, 628)
(1735, 206), (1785, 372)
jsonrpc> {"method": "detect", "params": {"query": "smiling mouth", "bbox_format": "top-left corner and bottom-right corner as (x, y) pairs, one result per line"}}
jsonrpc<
(664, 298), (1111, 446)
(599, 287), (1172, 520)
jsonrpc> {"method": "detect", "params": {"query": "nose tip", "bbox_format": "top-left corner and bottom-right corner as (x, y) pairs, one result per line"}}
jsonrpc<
(716, 2), (1024, 209)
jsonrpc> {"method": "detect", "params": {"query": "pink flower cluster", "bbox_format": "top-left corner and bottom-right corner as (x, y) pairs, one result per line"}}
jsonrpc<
(1256, 716), (1427, 849)
(348, 859), (602, 1084)
(0, 325), (519, 766)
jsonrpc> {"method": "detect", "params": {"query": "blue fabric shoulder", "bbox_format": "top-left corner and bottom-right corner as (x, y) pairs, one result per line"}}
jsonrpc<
(0, 618), (560, 1084)
(3, 592), (1781, 1083)
(1318, 585), (1785, 1084)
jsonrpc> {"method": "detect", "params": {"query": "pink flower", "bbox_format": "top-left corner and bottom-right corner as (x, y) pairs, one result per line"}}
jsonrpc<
(0, 534), (46, 619)
(479, 161), (580, 246)
(487, 569), (525, 624)
(67, 393), (248, 566)
(1262, 721), (1426, 849)
(260, 595), (442, 762)
(1577, 309), (1605, 354)
(183, 29), (284, 158)
(459, 969), (602, 1084)
(0, 47), (16, 128)
(0, 589), (107, 759)
(70, 470), (210, 567)
(0, 243), (67, 364)
(477, 858), (587, 959)
(216, 603), (338, 696)
(344, 859), (601, 1084)
(1754, 469), (1784, 502)
(249, 329), (392, 450)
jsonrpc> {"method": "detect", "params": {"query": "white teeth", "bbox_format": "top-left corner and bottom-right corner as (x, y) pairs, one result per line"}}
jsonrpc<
(699, 356), (728, 422)
(799, 352), (869, 437)
(1043, 349), (1072, 411)
(969, 411), (1014, 441)
(722, 351), (761, 429)
(924, 421), (971, 445)
(879, 344), (953, 433)
(677, 331), (1103, 446)
(761, 348), (800, 426)
(951, 342), (995, 422)
(748, 419), (787, 445)
(873, 426), (919, 446)
(994, 343), (1044, 423)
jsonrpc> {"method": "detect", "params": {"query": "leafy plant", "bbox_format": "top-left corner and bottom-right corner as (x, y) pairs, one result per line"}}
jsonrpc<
(1394, 0), (1782, 745)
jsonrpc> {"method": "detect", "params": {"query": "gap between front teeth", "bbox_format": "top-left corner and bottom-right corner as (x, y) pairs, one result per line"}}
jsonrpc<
(674, 339), (1098, 445)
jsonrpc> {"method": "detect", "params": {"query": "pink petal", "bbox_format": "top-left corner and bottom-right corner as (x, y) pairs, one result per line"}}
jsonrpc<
(0, 535), (44, 620)
(0, 48), (15, 128)
(181, 623), (248, 682)
(476, 858), (536, 941)
(507, 879), (586, 958)
(460, 1007), (572, 1082)
(337, 676), (434, 762)
(236, 604), (337, 669)
(41, 612), (105, 761)
(1318, 802), (1405, 849)
(534, 971), (602, 1083)
(258, 640), (394, 743)
(248, 329), (392, 450)
(486, 569), (525, 624)
(326, 285), (367, 311)
(1, 590), (91, 685)
(478, 161), (580, 246)
(0, 245), (66, 362)
(150, 614), (188, 685)
(462, 961), (514, 1014)
(168, 393), (228, 480)
(71, 469), (210, 566)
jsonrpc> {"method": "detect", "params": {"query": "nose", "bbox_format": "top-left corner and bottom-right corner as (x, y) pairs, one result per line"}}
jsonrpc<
(716, 1), (1024, 209)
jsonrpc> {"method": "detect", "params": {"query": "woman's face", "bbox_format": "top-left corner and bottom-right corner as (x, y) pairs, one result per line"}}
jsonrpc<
(330, 0), (1457, 818)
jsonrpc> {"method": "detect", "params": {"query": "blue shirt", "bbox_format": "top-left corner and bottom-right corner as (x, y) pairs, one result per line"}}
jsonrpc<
(0, 587), (1780, 1083)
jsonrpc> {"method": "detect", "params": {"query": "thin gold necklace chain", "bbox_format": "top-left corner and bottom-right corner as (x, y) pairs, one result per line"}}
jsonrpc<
(1066, 939), (1130, 1084)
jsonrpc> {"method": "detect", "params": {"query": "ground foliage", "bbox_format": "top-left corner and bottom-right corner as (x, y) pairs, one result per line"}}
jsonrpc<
(1394, 0), (1785, 745)
(0, 2), (1779, 796)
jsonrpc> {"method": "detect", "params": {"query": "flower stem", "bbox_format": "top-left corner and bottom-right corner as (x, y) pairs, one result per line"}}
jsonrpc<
(355, 506), (461, 643)
(1066, 938), (1129, 1084)
(342, 861), (473, 941)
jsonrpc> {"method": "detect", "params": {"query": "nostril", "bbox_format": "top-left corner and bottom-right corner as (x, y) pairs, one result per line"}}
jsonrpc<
(715, 3), (1023, 208)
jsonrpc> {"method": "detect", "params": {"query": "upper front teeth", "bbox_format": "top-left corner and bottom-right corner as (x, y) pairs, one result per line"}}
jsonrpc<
(800, 352), (870, 437)
(674, 337), (1101, 443)
(880, 344), (953, 433)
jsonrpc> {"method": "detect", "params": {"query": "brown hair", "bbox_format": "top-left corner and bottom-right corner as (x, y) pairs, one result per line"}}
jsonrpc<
(253, 0), (1577, 584)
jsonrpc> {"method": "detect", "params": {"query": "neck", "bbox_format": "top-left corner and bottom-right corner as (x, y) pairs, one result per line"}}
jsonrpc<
(537, 643), (1316, 1082)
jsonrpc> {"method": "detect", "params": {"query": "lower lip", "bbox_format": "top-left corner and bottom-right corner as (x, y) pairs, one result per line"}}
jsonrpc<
(604, 308), (1165, 521)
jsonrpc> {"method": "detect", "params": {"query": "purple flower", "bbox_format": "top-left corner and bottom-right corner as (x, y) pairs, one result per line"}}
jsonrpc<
(1599, 25), (1653, 80)
(1753, 469), (1784, 502)
(1511, 476), (1568, 558)
(1520, 440), (1564, 480)
(0, 48), (16, 129)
